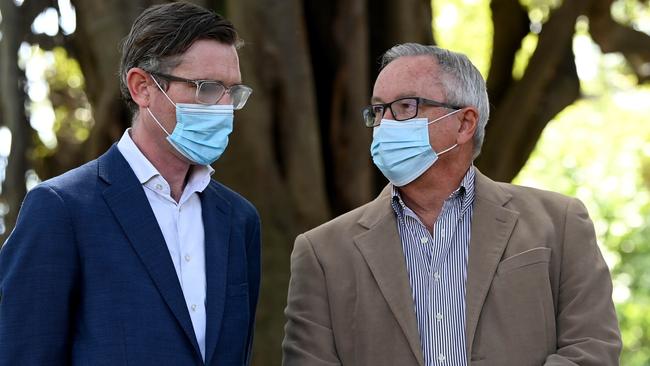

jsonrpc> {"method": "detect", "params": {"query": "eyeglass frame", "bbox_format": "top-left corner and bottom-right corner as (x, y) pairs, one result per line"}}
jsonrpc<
(147, 71), (252, 109)
(362, 97), (463, 127)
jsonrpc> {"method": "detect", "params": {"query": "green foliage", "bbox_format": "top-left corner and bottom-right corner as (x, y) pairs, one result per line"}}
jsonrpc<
(512, 33), (538, 80)
(520, 0), (562, 24)
(25, 45), (93, 165)
(45, 47), (94, 147)
(611, 0), (650, 32)
(432, 0), (492, 77)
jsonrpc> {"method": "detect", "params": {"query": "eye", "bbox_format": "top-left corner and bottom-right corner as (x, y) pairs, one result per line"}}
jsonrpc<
(393, 99), (417, 114)
(371, 105), (384, 114)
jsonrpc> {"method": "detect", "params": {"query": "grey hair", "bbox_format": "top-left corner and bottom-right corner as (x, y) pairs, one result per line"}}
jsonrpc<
(381, 43), (489, 160)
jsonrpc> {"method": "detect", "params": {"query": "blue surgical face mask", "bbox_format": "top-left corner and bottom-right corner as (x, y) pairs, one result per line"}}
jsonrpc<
(370, 109), (461, 187)
(147, 77), (234, 165)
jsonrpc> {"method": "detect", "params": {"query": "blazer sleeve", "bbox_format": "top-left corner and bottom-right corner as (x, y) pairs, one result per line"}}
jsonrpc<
(0, 184), (80, 365)
(282, 234), (341, 366)
(544, 198), (622, 365)
(244, 213), (261, 366)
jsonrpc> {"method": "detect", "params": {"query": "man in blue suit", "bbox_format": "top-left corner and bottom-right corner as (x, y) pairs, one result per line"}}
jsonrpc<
(0, 2), (260, 365)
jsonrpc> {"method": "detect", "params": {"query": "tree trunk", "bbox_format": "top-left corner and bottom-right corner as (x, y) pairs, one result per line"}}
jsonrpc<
(588, 0), (650, 83)
(222, 0), (331, 362)
(223, 1), (432, 364)
(0, 2), (30, 244)
(68, 0), (170, 160)
(475, 0), (586, 181)
(304, 0), (374, 215)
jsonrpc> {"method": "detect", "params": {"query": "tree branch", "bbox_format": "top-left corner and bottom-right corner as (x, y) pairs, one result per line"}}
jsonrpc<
(486, 0), (530, 105)
(588, 0), (650, 82)
(0, 1), (31, 242)
(477, 0), (588, 181)
(23, 32), (67, 50)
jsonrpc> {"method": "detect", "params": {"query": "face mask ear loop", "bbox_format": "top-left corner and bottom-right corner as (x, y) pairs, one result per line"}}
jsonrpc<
(150, 73), (178, 108)
(437, 143), (458, 156)
(426, 108), (461, 156)
(427, 108), (462, 125)
(146, 107), (172, 137)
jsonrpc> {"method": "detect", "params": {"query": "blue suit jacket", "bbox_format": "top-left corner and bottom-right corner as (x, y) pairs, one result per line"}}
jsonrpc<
(0, 145), (261, 365)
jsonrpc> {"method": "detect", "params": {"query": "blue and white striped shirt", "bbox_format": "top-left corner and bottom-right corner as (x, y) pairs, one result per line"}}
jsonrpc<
(391, 167), (476, 365)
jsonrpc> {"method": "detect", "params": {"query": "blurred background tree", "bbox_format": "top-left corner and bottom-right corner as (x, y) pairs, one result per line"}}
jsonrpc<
(1, 0), (649, 364)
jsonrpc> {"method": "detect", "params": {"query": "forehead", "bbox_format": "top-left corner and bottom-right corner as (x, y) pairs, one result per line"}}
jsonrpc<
(173, 39), (241, 84)
(372, 55), (444, 102)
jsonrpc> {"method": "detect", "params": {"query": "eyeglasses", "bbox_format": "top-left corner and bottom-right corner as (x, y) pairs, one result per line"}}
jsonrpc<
(361, 97), (462, 127)
(149, 71), (252, 110)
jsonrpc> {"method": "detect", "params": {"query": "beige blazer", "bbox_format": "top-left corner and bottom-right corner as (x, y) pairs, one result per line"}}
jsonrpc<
(282, 170), (621, 366)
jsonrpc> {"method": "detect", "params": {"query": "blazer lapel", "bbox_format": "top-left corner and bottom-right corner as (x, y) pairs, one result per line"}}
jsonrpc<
(202, 184), (232, 366)
(98, 146), (202, 358)
(354, 187), (425, 366)
(465, 171), (519, 356)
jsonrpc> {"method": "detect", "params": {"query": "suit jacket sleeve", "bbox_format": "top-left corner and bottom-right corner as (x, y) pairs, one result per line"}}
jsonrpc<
(282, 233), (341, 366)
(544, 198), (622, 365)
(0, 184), (80, 365)
(244, 214), (261, 366)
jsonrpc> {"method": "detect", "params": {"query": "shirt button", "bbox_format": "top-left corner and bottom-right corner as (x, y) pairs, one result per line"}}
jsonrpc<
(440, 230), (446, 238)
(191, 304), (197, 312)
(436, 312), (443, 321)
(155, 184), (163, 190)
(438, 353), (446, 362)
(433, 272), (441, 281)
(420, 237), (428, 244)
(185, 254), (191, 262)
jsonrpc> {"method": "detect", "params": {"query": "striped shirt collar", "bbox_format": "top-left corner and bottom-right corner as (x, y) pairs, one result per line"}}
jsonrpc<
(391, 166), (476, 220)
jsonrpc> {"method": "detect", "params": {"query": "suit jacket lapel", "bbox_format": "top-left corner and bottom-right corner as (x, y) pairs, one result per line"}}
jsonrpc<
(465, 171), (519, 356)
(202, 184), (231, 366)
(354, 187), (425, 366)
(98, 146), (202, 358)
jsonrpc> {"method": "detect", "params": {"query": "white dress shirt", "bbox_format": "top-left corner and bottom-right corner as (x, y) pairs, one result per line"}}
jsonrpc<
(117, 129), (213, 360)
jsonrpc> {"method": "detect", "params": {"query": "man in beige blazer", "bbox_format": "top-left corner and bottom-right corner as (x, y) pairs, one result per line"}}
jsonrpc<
(282, 43), (621, 366)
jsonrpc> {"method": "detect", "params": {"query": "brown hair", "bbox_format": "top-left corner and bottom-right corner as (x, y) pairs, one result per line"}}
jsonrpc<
(118, 1), (241, 113)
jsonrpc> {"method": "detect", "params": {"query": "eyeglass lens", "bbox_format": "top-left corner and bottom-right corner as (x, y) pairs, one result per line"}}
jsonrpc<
(364, 98), (419, 126)
(197, 82), (251, 110)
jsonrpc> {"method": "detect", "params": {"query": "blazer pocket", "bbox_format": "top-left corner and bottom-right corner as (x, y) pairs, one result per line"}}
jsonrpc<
(496, 247), (551, 275)
(226, 282), (249, 297)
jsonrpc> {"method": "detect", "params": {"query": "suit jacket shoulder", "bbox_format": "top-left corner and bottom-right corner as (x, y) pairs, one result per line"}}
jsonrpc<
(207, 179), (259, 221)
(301, 187), (392, 254)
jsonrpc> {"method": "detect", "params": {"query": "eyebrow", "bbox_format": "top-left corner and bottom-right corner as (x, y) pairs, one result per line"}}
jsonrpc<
(370, 92), (419, 104)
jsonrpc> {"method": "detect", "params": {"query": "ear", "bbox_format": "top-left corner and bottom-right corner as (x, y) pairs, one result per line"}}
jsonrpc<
(456, 107), (478, 145)
(126, 67), (152, 108)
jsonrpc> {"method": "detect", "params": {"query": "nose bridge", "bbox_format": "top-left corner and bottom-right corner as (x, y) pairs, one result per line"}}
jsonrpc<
(219, 89), (233, 104)
(383, 103), (396, 120)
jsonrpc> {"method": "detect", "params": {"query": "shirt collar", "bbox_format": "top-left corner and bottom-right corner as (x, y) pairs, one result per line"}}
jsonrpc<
(391, 166), (476, 218)
(116, 129), (214, 194)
